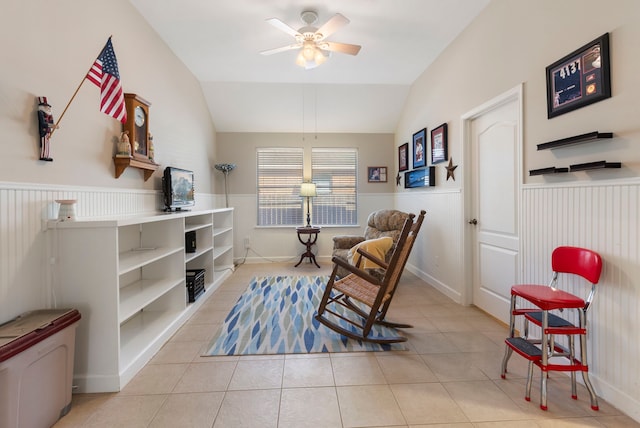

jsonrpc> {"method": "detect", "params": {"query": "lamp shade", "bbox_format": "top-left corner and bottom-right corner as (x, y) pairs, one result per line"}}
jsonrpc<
(300, 182), (317, 197)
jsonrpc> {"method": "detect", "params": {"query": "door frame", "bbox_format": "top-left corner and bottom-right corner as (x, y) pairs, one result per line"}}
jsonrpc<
(460, 83), (524, 306)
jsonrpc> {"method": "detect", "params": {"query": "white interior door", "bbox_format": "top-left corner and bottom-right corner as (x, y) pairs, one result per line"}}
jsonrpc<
(464, 86), (522, 324)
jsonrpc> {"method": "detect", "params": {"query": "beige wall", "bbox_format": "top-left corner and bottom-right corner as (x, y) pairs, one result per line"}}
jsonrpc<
(394, 0), (640, 295)
(397, 0), (640, 186)
(0, 0), (216, 193)
(216, 132), (395, 195)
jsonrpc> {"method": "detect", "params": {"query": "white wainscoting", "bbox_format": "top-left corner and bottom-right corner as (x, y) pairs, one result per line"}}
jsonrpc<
(522, 181), (640, 422)
(396, 181), (640, 421)
(396, 188), (464, 303)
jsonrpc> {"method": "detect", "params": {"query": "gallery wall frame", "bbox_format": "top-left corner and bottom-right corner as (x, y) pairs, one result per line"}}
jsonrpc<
(546, 32), (611, 119)
(368, 166), (387, 182)
(404, 166), (435, 188)
(430, 123), (448, 164)
(398, 143), (409, 172)
(412, 128), (426, 169)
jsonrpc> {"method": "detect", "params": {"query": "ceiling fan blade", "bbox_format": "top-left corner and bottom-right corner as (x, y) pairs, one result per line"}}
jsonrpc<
(315, 13), (349, 40)
(260, 43), (302, 55)
(265, 18), (301, 38)
(322, 41), (361, 56)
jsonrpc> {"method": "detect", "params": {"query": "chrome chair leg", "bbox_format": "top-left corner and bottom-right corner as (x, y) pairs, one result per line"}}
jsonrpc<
(579, 310), (599, 410)
(525, 361), (534, 401)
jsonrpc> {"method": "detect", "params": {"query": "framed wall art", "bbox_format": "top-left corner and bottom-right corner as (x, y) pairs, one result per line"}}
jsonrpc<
(546, 33), (611, 119)
(404, 166), (435, 188)
(430, 123), (448, 164)
(398, 143), (409, 171)
(412, 128), (426, 169)
(398, 143), (409, 172)
(367, 166), (387, 182)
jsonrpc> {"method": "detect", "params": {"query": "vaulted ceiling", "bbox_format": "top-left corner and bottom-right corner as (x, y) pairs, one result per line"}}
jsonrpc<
(129, 0), (490, 133)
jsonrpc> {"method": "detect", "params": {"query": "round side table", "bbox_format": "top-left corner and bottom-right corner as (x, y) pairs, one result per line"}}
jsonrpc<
(294, 226), (321, 268)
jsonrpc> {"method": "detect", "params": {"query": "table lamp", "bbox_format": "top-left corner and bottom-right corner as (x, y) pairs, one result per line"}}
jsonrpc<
(300, 182), (317, 227)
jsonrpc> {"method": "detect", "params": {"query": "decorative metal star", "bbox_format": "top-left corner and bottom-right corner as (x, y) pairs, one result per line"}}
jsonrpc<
(396, 172), (401, 186)
(446, 158), (458, 181)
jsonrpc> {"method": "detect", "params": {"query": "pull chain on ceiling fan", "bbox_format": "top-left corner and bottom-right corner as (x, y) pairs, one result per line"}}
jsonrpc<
(260, 10), (361, 70)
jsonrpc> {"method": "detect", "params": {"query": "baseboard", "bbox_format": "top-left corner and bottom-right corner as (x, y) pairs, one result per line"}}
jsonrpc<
(405, 262), (462, 304)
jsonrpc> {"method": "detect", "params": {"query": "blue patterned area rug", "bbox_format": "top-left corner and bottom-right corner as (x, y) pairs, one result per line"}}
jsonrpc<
(204, 275), (408, 356)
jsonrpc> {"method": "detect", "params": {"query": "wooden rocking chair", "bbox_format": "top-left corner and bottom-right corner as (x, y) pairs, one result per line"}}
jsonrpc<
(315, 210), (426, 343)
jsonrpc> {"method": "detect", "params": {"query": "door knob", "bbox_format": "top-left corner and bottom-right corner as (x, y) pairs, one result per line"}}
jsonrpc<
(468, 219), (478, 225)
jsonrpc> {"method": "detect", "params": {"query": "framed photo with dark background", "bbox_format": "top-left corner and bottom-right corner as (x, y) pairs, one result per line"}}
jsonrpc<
(430, 123), (448, 164)
(398, 143), (409, 172)
(546, 33), (611, 119)
(412, 128), (426, 169)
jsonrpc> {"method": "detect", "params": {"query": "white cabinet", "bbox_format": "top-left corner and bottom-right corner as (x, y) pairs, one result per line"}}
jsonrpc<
(48, 209), (233, 393)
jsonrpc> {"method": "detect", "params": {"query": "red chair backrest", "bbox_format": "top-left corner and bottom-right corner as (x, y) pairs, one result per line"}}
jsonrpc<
(552, 246), (602, 284)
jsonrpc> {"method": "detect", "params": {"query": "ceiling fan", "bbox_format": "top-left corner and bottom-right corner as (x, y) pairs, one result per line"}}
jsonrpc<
(260, 10), (362, 69)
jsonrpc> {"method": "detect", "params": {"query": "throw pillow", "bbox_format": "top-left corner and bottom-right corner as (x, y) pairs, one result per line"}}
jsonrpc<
(347, 236), (393, 269)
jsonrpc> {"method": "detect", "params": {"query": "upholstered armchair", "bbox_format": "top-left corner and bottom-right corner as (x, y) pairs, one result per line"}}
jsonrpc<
(332, 209), (410, 278)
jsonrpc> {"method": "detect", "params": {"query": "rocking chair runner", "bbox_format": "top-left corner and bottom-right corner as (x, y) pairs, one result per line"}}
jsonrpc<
(315, 210), (426, 343)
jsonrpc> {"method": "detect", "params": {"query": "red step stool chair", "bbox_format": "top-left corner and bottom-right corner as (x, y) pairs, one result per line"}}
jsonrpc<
(500, 246), (602, 411)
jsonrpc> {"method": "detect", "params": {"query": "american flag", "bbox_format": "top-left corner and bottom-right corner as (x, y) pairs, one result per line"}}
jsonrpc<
(86, 38), (127, 123)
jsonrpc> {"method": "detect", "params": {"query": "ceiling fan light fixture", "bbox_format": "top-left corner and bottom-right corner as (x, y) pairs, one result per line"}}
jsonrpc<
(295, 41), (326, 69)
(295, 51), (307, 68)
(296, 54), (319, 70)
(263, 9), (359, 70)
(302, 41), (316, 61)
(314, 49), (327, 65)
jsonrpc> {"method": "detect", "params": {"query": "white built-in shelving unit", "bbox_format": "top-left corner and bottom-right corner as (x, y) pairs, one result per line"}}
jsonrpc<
(48, 208), (234, 393)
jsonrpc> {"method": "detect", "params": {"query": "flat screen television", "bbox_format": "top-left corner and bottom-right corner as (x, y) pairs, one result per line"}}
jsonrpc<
(163, 166), (195, 211)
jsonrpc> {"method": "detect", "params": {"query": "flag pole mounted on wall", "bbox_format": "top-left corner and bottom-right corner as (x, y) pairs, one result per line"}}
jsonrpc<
(51, 36), (126, 136)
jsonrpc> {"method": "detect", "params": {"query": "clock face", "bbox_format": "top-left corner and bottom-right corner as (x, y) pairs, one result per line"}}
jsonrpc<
(134, 106), (146, 127)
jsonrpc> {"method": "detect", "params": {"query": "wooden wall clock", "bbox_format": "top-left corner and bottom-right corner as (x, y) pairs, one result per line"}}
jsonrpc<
(123, 93), (152, 162)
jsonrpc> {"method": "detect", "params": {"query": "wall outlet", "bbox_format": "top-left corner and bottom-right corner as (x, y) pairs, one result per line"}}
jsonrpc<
(244, 236), (251, 249)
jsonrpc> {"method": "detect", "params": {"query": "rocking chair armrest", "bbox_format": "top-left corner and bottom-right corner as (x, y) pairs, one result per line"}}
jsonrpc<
(331, 256), (381, 285)
(356, 247), (389, 270)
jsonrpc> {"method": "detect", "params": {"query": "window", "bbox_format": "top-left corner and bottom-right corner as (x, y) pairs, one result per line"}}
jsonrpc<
(311, 148), (358, 226)
(257, 148), (304, 226)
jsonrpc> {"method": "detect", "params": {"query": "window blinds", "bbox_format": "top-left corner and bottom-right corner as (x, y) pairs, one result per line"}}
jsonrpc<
(257, 148), (304, 226)
(311, 148), (358, 226)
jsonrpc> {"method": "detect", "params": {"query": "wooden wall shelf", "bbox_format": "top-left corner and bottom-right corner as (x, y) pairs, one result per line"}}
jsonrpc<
(537, 131), (613, 151)
(113, 157), (159, 181)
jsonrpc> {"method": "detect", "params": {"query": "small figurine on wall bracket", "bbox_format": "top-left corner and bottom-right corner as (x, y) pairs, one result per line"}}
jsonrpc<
(37, 96), (57, 161)
(116, 131), (132, 157)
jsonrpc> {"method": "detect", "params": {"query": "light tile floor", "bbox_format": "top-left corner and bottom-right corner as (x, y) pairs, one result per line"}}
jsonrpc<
(54, 262), (638, 427)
